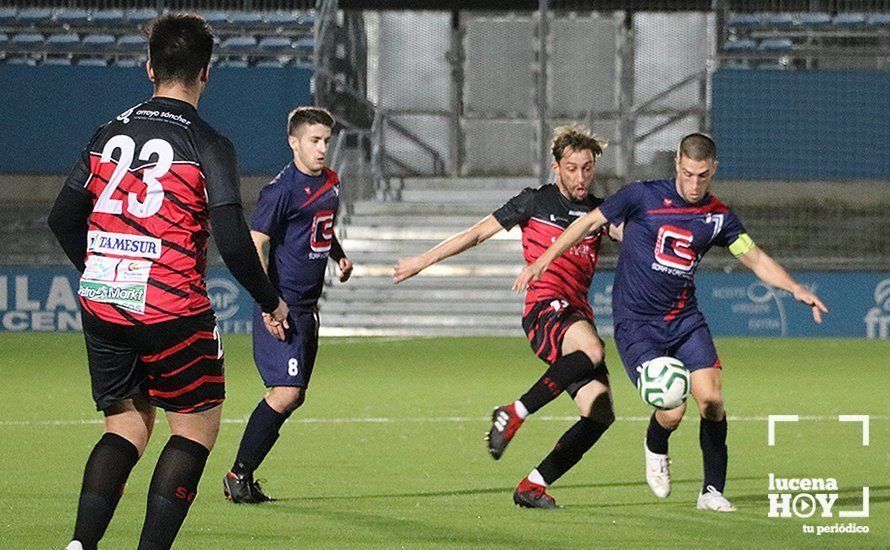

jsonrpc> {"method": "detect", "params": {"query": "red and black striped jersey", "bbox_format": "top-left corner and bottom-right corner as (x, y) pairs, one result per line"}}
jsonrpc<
(493, 185), (605, 316)
(63, 97), (243, 325)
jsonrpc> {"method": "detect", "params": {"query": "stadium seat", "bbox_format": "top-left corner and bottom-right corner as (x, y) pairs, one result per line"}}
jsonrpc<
(297, 14), (316, 26)
(761, 13), (794, 27)
(230, 12), (264, 25)
(832, 13), (866, 26)
(721, 60), (749, 70)
(91, 9), (125, 26)
(200, 11), (229, 24)
(114, 57), (141, 67)
(758, 61), (789, 70)
(255, 59), (286, 68)
(17, 8), (52, 23)
(219, 59), (249, 68)
(54, 8), (90, 25)
(0, 7), (16, 24)
(83, 34), (115, 47)
(127, 9), (158, 25)
(78, 57), (108, 66)
(258, 36), (293, 50)
(0, 32), (8, 44)
(295, 37), (315, 51)
(797, 13), (831, 26)
(727, 13), (762, 27)
(221, 36), (257, 50)
(117, 34), (147, 50)
(10, 33), (45, 46)
(6, 56), (36, 65)
(266, 12), (302, 26)
(43, 57), (72, 66)
(866, 13), (890, 26)
(47, 33), (80, 46)
(758, 38), (793, 51)
(724, 38), (756, 51)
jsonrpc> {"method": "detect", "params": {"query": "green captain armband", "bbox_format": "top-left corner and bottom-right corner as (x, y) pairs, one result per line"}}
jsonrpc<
(728, 233), (756, 258)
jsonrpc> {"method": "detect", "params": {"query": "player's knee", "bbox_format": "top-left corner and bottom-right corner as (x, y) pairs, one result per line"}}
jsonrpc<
(655, 405), (685, 430)
(697, 395), (724, 420)
(268, 387), (306, 415)
(581, 345), (605, 367)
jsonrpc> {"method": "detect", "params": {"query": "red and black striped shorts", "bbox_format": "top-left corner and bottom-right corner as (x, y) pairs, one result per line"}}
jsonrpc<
(521, 299), (593, 365)
(82, 310), (224, 413)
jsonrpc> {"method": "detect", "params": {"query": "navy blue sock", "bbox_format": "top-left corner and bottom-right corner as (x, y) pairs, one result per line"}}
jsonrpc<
(700, 415), (728, 493)
(72, 433), (140, 550)
(232, 399), (288, 475)
(646, 413), (674, 455)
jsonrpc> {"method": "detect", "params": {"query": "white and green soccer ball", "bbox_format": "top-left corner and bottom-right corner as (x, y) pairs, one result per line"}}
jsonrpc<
(636, 356), (691, 410)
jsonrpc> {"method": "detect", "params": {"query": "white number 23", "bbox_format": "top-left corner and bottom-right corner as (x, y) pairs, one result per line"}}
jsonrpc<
(94, 135), (173, 219)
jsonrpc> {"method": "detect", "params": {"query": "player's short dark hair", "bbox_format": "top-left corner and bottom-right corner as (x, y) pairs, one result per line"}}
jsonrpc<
(147, 14), (213, 87)
(551, 124), (606, 163)
(678, 133), (717, 161)
(287, 107), (335, 137)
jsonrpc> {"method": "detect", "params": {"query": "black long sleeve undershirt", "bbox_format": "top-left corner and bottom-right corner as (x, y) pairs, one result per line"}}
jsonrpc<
(47, 184), (93, 273)
(209, 204), (280, 313)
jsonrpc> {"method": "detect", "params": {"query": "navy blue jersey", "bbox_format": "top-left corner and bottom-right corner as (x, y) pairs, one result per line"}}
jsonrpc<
(251, 163), (340, 310)
(599, 179), (746, 321)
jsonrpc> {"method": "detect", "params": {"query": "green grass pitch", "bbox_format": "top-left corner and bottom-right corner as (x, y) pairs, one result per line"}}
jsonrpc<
(0, 334), (887, 548)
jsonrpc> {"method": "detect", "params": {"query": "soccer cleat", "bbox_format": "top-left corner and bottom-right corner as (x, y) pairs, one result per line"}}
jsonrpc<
(513, 477), (558, 509)
(486, 404), (524, 460)
(644, 439), (672, 499)
(65, 542), (84, 550)
(223, 471), (274, 504)
(697, 485), (737, 512)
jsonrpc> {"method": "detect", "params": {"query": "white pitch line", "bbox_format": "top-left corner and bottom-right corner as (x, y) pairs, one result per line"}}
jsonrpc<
(0, 414), (887, 427)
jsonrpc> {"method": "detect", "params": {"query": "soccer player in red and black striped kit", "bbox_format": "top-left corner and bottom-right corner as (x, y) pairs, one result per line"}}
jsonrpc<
(48, 14), (288, 549)
(394, 125), (618, 508)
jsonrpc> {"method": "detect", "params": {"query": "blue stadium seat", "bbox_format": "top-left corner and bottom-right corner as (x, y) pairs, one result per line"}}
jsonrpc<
(17, 8), (52, 23)
(6, 56), (36, 66)
(230, 12), (264, 25)
(758, 61), (790, 70)
(727, 13), (762, 27)
(721, 60), (749, 70)
(83, 34), (116, 47)
(866, 13), (890, 26)
(43, 57), (72, 66)
(266, 12), (301, 26)
(221, 36), (257, 50)
(115, 58), (141, 68)
(201, 11), (229, 24)
(47, 33), (80, 46)
(832, 13), (866, 26)
(10, 33), (45, 46)
(0, 32), (8, 44)
(297, 14), (316, 26)
(91, 10), (125, 26)
(758, 38), (793, 51)
(724, 38), (757, 51)
(0, 7), (16, 24)
(797, 13), (831, 26)
(118, 34), (147, 50)
(258, 36), (292, 50)
(127, 9), (158, 25)
(220, 59), (249, 68)
(54, 8), (90, 25)
(762, 13), (794, 27)
(78, 58), (108, 67)
(295, 37), (315, 51)
(255, 59), (286, 68)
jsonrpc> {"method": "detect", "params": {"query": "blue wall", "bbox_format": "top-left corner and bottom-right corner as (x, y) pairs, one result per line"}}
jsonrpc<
(2, 267), (888, 339)
(712, 69), (890, 180)
(0, 65), (312, 174)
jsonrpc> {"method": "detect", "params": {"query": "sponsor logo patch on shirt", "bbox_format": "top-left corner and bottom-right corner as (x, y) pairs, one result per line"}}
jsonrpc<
(87, 230), (162, 259)
(78, 280), (148, 313)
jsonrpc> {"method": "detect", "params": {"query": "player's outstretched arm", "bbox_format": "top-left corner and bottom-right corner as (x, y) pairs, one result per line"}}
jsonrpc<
(393, 214), (505, 284)
(737, 245), (828, 323)
(513, 208), (609, 292)
(329, 234), (353, 283)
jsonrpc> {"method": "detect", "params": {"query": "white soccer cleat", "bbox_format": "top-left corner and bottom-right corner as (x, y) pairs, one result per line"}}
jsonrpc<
(644, 440), (672, 499)
(697, 485), (737, 512)
(65, 542), (84, 550)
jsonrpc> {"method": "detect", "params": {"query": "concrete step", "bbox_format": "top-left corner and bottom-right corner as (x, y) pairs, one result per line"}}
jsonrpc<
(341, 225), (521, 241)
(400, 188), (521, 203)
(321, 275), (517, 289)
(398, 176), (538, 190)
(350, 201), (497, 217)
(317, 312), (519, 328)
(319, 300), (523, 315)
(341, 238), (521, 253)
(323, 286), (520, 303)
(319, 326), (522, 337)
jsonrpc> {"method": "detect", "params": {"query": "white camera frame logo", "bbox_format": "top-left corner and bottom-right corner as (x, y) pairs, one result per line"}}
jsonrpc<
(766, 415), (869, 519)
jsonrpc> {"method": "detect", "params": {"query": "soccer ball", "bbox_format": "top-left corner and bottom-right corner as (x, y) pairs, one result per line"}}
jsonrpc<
(636, 356), (691, 410)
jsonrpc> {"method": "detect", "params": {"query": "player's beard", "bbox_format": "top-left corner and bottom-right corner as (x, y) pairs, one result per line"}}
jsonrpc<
(557, 175), (589, 203)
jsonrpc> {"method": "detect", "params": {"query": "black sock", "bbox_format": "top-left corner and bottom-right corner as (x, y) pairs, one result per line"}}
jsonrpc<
(700, 415), (728, 493)
(137, 436), (210, 550)
(646, 413), (675, 455)
(520, 351), (600, 415)
(537, 417), (611, 485)
(72, 433), (140, 550)
(232, 399), (288, 476)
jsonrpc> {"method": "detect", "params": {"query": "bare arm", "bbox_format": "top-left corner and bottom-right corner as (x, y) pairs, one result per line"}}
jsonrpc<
(737, 245), (828, 323)
(394, 214), (505, 284)
(512, 208), (609, 292)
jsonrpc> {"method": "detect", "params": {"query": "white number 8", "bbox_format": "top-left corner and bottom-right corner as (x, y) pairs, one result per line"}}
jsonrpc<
(94, 135), (173, 219)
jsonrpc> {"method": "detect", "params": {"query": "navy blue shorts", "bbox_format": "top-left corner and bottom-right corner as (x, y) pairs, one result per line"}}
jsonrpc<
(614, 312), (721, 386)
(252, 305), (319, 388)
